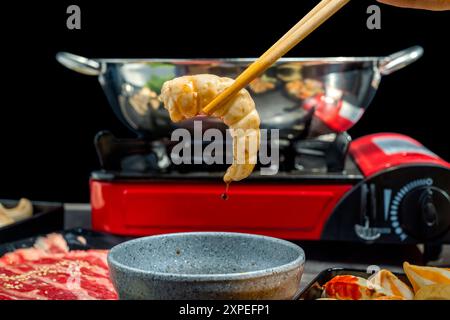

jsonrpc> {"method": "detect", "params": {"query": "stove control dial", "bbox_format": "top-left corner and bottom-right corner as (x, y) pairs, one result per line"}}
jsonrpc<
(400, 187), (450, 240)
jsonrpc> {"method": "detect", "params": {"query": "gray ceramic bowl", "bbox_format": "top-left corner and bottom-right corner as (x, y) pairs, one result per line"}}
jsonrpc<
(108, 232), (305, 300)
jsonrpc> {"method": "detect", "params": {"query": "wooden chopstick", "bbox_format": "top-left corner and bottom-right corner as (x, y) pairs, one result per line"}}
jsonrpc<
(258, 0), (332, 62)
(202, 0), (350, 115)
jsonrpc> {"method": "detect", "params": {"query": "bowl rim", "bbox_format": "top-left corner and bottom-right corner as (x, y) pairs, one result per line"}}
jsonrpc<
(107, 231), (305, 281)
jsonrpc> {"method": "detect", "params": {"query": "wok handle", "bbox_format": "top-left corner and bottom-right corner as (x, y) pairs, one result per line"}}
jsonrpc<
(56, 52), (104, 76)
(379, 46), (424, 76)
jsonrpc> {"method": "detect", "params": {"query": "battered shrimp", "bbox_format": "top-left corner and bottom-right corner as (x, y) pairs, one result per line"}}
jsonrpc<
(160, 74), (260, 183)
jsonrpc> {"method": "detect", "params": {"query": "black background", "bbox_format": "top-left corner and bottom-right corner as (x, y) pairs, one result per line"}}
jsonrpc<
(4, 300), (450, 318)
(0, 0), (448, 203)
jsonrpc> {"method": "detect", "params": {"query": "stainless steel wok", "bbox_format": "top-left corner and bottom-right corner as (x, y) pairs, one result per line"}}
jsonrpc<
(57, 46), (423, 140)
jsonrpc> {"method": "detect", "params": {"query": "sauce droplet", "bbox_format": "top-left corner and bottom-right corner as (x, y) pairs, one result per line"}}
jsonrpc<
(221, 182), (230, 201)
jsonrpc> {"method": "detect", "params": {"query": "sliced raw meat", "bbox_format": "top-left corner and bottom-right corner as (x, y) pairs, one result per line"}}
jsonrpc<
(0, 234), (117, 300)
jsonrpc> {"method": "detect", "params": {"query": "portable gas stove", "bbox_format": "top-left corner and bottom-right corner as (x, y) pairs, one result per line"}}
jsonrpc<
(90, 130), (450, 250)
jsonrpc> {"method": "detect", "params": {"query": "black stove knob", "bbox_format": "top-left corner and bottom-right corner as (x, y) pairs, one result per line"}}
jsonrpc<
(400, 187), (450, 241)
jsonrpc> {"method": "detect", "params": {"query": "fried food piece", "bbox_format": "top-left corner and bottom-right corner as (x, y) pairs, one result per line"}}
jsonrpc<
(322, 275), (388, 300)
(0, 210), (14, 228)
(286, 79), (323, 100)
(369, 269), (414, 300)
(0, 198), (33, 222)
(414, 284), (450, 300)
(129, 87), (160, 115)
(249, 76), (276, 94)
(403, 262), (450, 293)
(160, 74), (260, 183)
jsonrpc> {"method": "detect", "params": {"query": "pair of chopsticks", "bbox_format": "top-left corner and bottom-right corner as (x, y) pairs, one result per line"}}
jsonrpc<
(202, 0), (350, 115)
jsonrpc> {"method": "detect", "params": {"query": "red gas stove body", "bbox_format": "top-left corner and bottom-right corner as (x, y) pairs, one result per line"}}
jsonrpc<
(91, 182), (352, 240)
(91, 133), (450, 245)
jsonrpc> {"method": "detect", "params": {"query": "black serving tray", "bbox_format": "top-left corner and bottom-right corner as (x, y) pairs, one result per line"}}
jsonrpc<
(298, 267), (410, 300)
(0, 200), (65, 244)
(0, 228), (132, 256)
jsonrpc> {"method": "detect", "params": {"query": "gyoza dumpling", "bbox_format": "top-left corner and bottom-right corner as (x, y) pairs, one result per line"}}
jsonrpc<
(369, 269), (414, 300)
(414, 284), (450, 300)
(403, 262), (450, 293)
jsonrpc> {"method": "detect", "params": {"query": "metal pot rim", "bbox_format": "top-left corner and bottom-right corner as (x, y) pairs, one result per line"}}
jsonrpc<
(95, 56), (383, 64)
